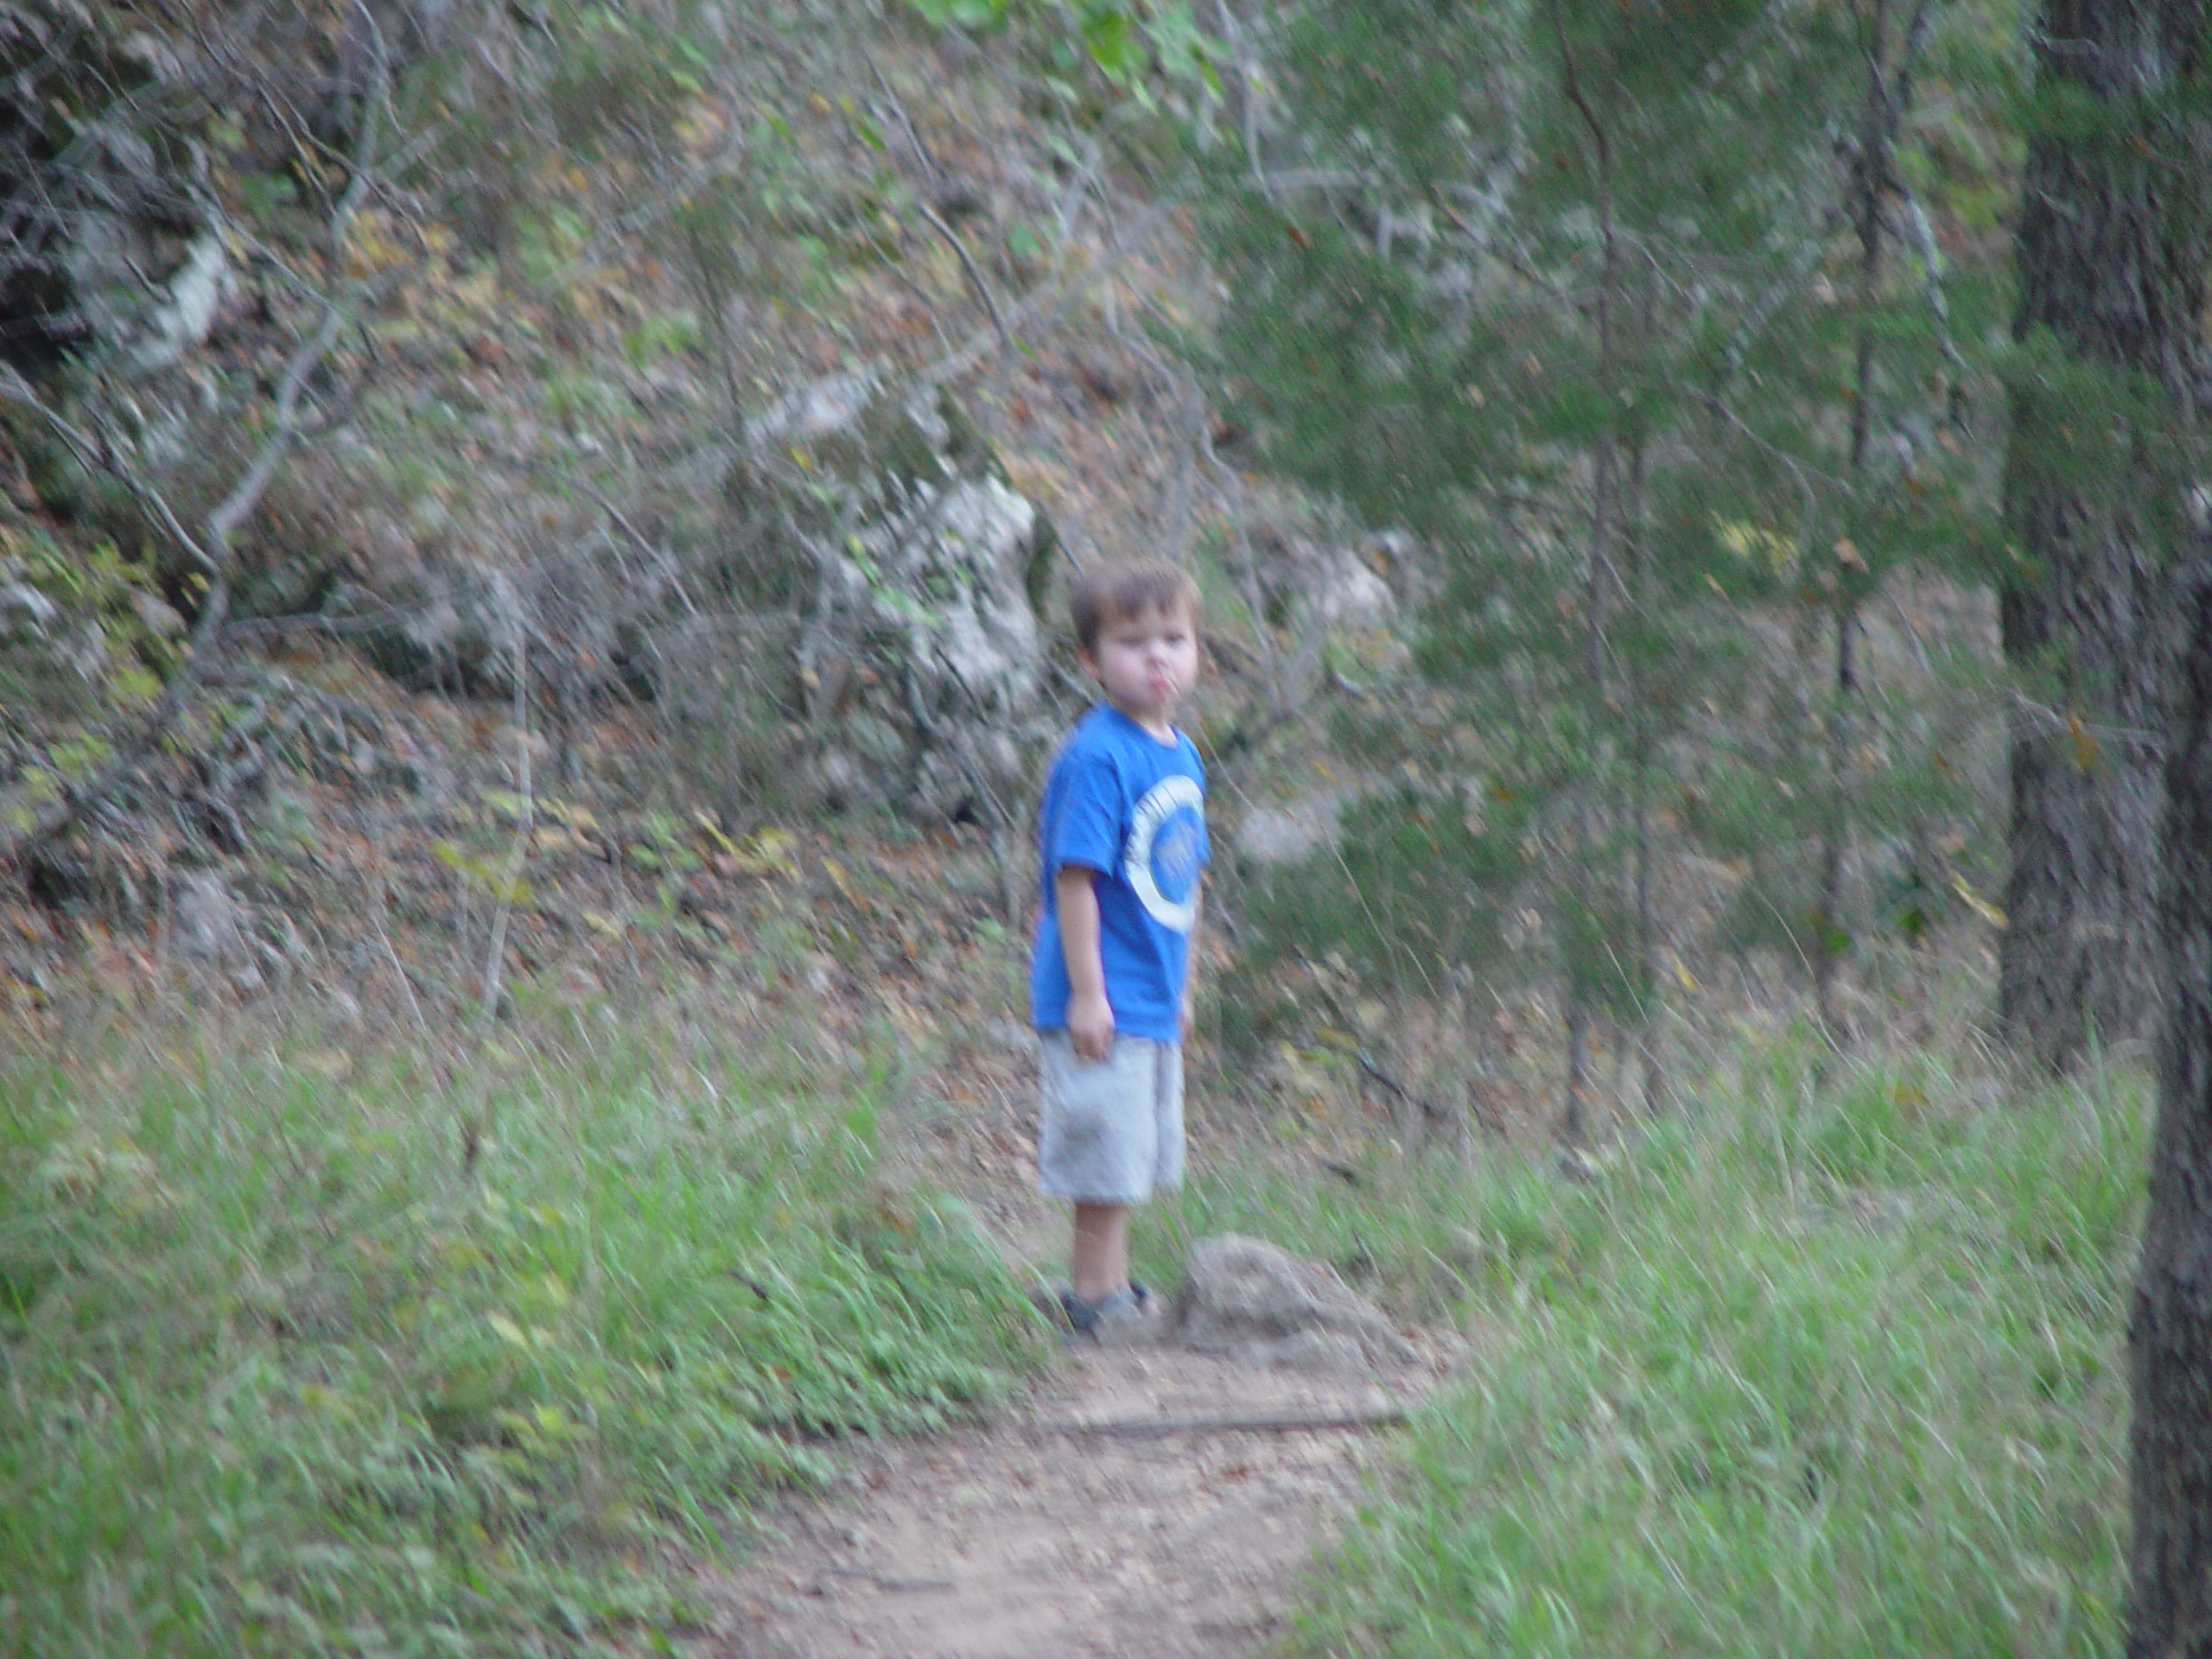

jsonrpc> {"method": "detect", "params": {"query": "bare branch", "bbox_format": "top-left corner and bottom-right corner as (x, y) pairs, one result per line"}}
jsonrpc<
(327, 0), (393, 255)
(1032, 1405), (1410, 1435)
(477, 647), (533, 1027)
(918, 197), (1012, 353)
(918, 193), (1185, 390)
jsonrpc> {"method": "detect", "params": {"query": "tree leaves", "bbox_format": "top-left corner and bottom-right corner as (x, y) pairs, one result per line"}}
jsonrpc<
(899, 0), (1220, 99)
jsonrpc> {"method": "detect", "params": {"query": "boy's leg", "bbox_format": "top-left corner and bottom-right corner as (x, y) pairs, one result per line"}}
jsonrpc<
(1039, 1034), (1149, 1302)
(1068, 1046), (1182, 1307)
(1069, 1201), (1130, 1305)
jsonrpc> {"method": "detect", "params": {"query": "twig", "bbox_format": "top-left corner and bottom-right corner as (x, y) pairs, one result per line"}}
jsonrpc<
(329, 0), (391, 255)
(1029, 1404), (1410, 1435)
(867, 57), (944, 194)
(918, 198), (1012, 353)
(1357, 1049), (1503, 1137)
(372, 885), (430, 1036)
(2008, 690), (2163, 758)
(916, 194), (1184, 390)
(812, 1568), (955, 1593)
(477, 645), (534, 1026)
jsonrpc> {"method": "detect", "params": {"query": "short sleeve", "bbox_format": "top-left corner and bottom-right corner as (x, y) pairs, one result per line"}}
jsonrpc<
(1043, 747), (1122, 875)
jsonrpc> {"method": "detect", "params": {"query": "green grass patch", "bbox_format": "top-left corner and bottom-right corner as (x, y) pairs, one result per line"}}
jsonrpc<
(1189, 1047), (2141, 1659)
(0, 1025), (1042, 1656)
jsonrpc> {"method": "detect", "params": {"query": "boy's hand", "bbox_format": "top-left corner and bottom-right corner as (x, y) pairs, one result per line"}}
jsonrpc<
(1179, 886), (1202, 1043)
(1055, 864), (1114, 1062)
(1067, 988), (1116, 1062)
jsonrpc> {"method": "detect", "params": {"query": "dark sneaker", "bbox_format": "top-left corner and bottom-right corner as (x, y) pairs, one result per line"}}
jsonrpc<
(1058, 1283), (1154, 1342)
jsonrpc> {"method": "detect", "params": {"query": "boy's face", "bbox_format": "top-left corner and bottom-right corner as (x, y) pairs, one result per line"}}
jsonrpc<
(1079, 601), (1199, 734)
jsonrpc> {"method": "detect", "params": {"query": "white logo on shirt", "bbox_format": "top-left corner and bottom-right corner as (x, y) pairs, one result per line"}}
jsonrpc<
(1126, 774), (1203, 931)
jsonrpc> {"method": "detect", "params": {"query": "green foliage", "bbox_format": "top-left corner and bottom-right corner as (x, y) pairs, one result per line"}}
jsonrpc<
(400, 0), (725, 263)
(1276, 1046), (2139, 1657)
(0, 1031), (1041, 1657)
(1244, 782), (1528, 1002)
(1198, 0), (2019, 1033)
(0, 524), (187, 830)
(542, 6), (712, 155)
(901, 0), (1220, 100)
(0, 525), (181, 687)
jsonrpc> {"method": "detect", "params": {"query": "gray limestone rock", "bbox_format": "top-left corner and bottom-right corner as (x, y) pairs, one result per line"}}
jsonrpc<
(1233, 791), (1344, 868)
(658, 372), (1053, 823)
(169, 870), (245, 963)
(0, 2), (224, 377)
(0, 582), (60, 644)
(324, 561), (533, 696)
(1170, 1234), (1420, 1374)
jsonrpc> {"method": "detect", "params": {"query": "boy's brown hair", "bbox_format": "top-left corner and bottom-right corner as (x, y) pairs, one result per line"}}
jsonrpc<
(1068, 559), (1201, 653)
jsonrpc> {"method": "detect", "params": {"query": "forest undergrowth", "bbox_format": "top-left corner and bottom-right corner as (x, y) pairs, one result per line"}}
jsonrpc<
(0, 933), (2138, 1658)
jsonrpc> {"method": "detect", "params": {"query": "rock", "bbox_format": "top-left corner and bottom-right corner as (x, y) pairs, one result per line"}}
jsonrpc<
(131, 588), (186, 637)
(0, 1), (221, 377)
(1170, 1234), (1420, 1373)
(1233, 792), (1343, 868)
(169, 870), (245, 962)
(0, 582), (59, 643)
(657, 372), (1053, 823)
(1250, 528), (1403, 632)
(744, 370), (879, 446)
(25, 841), (155, 925)
(324, 559), (532, 696)
(327, 507), (686, 705)
(1257, 1328), (1372, 1377)
(54, 616), (109, 683)
(843, 474), (1043, 715)
(1317, 563), (1396, 628)
(120, 229), (230, 375)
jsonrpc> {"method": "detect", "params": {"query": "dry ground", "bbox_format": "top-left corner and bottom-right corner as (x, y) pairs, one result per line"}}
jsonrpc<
(696, 1314), (1446, 1659)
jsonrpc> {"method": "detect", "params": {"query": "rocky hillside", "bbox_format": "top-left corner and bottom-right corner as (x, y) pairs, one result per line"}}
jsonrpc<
(1, 0), (1444, 1139)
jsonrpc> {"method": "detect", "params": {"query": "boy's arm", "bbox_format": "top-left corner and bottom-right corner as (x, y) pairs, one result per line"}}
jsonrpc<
(1180, 881), (1203, 1039)
(1056, 865), (1115, 1061)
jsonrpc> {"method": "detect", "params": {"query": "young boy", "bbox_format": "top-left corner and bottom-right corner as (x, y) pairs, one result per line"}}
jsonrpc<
(1030, 559), (1207, 1338)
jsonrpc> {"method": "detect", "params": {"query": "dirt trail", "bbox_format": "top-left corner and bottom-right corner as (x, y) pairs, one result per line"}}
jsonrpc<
(681, 1030), (1454, 1659)
(698, 1320), (1444, 1658)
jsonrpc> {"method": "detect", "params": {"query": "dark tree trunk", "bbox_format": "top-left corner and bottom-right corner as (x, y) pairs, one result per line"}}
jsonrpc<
(1556, 24), (1616, 1148)
(2131, 541), (2212, 1658)
(1999, 0), (2212, 1073)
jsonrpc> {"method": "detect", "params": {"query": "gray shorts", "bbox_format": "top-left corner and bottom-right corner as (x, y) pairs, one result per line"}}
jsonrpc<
(1036, 1033), (1185, 1205)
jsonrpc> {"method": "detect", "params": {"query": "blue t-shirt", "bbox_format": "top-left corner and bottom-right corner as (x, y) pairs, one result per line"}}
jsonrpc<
(1030, 705), (1209, 1042)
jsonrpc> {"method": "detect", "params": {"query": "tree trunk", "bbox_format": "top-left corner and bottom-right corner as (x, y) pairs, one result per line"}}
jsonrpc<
(2129, 539), (2212, 1658)
(1556, 21), (1618, 1147)
(1815, 0), (1906, 1037)
(1999, 0), (2211, 1073)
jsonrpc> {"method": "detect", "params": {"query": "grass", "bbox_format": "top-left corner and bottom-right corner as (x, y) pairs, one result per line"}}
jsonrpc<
(0, 962), (2144, 1659)
(0, 1012), (1045, 1657)
(1207, 1033), (2141, 1659)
